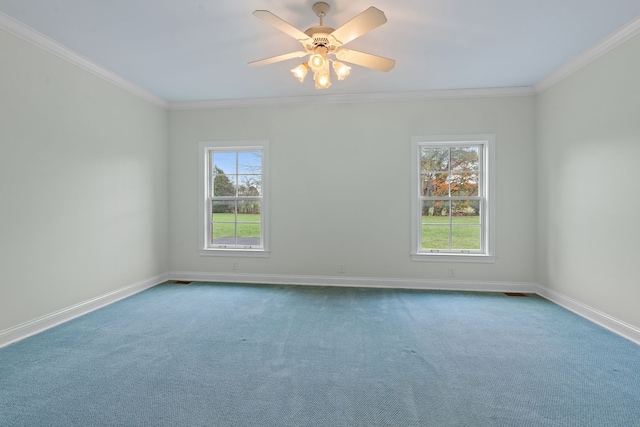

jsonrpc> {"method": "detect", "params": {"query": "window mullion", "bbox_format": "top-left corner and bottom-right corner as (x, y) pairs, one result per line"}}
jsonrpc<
(447, 148), (453, 250)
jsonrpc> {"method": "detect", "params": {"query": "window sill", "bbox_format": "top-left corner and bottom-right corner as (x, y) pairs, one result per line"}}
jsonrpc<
(411, 253), (495, 263)
(199, 249), (270, 258)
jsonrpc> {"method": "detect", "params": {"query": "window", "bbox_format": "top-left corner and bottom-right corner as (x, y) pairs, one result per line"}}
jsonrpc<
(199, 140), (269, 256)
(411, 135), (495, 262)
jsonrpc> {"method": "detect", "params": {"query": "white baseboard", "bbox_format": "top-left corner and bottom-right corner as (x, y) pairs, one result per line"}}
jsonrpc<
(0, 272), (169, 349)
(536, 285), (640, 346)
(4, 271), (638, 349)
(169, 270), (538, 293)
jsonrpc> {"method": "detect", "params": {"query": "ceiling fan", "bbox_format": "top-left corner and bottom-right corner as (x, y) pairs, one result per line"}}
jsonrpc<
(249, 2), (395, 89)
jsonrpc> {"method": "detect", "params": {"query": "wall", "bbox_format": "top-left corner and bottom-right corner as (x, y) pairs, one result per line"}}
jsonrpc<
(0, 29), (169, 332)
(169, 96), (536, 286)
(537, 34), (640, 329)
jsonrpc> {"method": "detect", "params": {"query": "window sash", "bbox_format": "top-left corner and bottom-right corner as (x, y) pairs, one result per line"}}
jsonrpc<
(208, 197), (262, 249)
(420, 198), (485, 253)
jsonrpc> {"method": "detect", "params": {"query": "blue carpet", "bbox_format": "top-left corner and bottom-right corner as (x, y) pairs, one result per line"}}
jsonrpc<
(1, 282), (639, 426)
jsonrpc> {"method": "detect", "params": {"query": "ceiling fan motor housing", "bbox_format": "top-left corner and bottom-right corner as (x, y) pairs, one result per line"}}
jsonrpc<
(305, 27), (337, 51)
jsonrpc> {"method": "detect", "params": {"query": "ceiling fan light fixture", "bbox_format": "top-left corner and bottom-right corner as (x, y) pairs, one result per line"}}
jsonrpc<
(332, 60), (351, 80)
(291, 63), (309, 82)
(308, 45), (328, 72)
(308, 54), (325, 71)
(314, 69), (331, 89)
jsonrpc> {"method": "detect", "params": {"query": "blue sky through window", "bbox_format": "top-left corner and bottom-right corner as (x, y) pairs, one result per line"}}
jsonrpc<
(212, 151), (261, 175)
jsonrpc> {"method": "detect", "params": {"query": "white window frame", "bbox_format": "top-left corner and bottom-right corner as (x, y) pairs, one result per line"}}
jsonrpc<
(198, 140), (270, 257)
(411, 135), (495, 263)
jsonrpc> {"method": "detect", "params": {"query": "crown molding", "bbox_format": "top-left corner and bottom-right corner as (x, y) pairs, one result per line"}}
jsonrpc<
(169, 86), (535, 110)
(535, 14), (640, 93)
(0, 11), (169, 109)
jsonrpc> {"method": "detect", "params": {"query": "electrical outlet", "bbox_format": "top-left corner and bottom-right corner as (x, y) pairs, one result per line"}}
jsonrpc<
(338, 263), (346, 274)
(232, 261), (239, 271)
(448, 268), (455, 277)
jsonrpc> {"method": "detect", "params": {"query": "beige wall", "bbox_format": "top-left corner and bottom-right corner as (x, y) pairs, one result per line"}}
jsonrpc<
(536, 34), (640, 328)
(0, 29), (169, 331)
(169, 96), (537, 284)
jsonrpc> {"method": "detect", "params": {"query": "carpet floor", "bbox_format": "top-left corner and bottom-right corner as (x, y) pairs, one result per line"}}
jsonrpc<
(1, 282), (639, 426)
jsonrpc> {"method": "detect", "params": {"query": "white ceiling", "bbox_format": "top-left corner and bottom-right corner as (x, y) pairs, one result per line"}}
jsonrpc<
(1, 0), (639, 104)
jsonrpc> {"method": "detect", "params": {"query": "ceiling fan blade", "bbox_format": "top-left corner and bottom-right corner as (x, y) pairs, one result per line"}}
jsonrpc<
(253, 10), (312, 42)
(335, 49), (395, 72)
(248, 51), (308, 67)
(329, 7), (387, 46)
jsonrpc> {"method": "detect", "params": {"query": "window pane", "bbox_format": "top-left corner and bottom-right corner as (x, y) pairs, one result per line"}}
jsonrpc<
(238, 175), (262, 196)
(213, 171), (236, 196)
(452, 226), (481, 250)
(211, 200), (236, 214)
(212, 224), (236, 245)
(212, 152), (236, 174)
(450, 172), (478, 196)
(237, 223), (261, 246)
(420, 147), (449, 172)
(421, 172), (449, 197)
(422, 200), (450, 219)
(422, 225), (449, 249)
(450, 147), (479, 173)
(238, 151), (262, 174)
(452, 201), (480, 220)
(237, 200), (261, 215)
(212, 200), (235, 217)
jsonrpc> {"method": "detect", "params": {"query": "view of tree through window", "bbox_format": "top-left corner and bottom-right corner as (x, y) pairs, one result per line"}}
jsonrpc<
(419, 145), (482, 251)
(210, 150), (263, 247)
